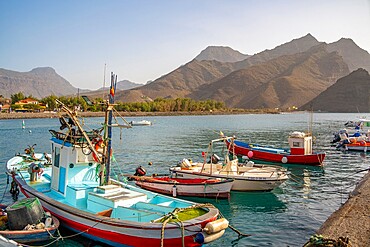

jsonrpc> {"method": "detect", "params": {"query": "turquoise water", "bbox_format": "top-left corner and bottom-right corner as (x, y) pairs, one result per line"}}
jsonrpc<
(0, 113), (369, 246)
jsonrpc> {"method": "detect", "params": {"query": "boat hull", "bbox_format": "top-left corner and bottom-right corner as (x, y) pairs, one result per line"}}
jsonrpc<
(227, 140), (325, 166)
(135, 178), (232, 198)
(343, 141), (370, 152)
(0, 216), (59, 244)
(14, 177), (218, 247)
(170, 169), (287, 192)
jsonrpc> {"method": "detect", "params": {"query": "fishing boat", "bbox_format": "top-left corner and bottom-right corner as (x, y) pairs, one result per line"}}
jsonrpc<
(170, 136), (289, 192)
(7, 73), (228, 247)
(132, 176), (233, 199)
(130, 120), (152, 126)
(334, 130), (370, 152)
(225, 132), (325, 166)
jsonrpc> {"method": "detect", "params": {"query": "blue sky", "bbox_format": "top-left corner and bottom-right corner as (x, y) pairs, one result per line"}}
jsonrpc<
(1, 0), (369, 90)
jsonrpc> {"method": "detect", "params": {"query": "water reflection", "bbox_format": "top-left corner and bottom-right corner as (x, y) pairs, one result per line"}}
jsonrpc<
(187, 191), (287, 214)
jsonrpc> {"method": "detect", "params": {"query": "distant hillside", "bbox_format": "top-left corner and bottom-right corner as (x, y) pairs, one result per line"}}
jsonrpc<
(0, 67), (77, 98)
(327, 38), (370, 73)
(190, 44), (349, 109)
(301, 68), (370, 112)
(195, 46), (250, 62)
(118, 34), (323, 103)
(98, 80), (142, 91)
(233, 33), (322, 70)
(116, 59), (237, 102)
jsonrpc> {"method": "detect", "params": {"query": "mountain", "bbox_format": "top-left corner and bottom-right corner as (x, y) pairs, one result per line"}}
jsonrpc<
(327, 38), (370, 73)
(116, 59), (237, 102)
(190, 44), (350, 109)
(301, 68), (370, 112)
(195, 46), (250, 62)
(118, 34), (323, 103)
(233, 33), (322, 70)
(98, 80), (142, 91)
(0, 67), (77, 98)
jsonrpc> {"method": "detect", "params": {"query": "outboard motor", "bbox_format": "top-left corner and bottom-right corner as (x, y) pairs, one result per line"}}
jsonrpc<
(210, 154), (220, 164)
(134, 166), (146, 176)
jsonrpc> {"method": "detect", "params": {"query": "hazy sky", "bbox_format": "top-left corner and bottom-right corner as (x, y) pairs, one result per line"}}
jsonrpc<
(1, 0), (369, 90)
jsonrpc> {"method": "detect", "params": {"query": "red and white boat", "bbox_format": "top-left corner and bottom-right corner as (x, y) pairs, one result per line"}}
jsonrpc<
(225, 132), (325, 166)
(7, 74), (228, 247)
(133, 176), (233, 199)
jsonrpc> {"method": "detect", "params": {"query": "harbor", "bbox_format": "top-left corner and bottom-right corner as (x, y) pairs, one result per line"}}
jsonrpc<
(0, 112), (368, 246)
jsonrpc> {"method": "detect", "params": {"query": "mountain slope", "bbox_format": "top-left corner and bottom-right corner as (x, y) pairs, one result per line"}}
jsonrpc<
(0, 67), (77, 98)
(190, 45), (350, 109)
(118, 34), (322, 103)
(327, 38), (370, 73)
(301, 68), (370, 112)
(195, 46), (250, 62)
(116, 59), (237, 102)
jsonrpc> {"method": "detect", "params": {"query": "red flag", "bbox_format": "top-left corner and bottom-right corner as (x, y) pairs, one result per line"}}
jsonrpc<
(110, 87), (115, 97)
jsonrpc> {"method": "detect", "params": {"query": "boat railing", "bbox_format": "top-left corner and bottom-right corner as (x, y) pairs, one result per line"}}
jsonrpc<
(49, 129), (100, 146)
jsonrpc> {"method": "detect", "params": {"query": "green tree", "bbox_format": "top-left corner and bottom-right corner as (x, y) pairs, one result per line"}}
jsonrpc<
(11, 92), (25, 104)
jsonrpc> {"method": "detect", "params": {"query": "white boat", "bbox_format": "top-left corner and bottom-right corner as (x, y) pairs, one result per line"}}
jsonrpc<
(130, 120), (152, 126)
(7, 73), (227, 247)
(170, 137), (289, 192)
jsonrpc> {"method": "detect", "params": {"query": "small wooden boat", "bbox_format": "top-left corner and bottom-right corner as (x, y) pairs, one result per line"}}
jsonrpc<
(130, 120), (152, 126)
(0, 216), (59, 244)
(225, 132), (325, 166)
(0, 200), (59, 244)
(133, 176), (233, 199)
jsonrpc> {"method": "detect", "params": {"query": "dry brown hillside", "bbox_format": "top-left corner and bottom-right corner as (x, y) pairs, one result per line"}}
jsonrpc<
(302, 68), (370, 112)
(190, 45), (349, 109)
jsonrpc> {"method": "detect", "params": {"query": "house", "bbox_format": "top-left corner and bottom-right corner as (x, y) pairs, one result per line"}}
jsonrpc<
(14, 98), (46, 112)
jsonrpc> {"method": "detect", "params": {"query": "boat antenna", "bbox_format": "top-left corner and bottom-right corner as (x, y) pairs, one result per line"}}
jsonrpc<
(102, 63), (107, 100)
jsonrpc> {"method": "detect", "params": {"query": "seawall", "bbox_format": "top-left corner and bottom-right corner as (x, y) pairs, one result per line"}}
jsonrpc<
(317, 170), (370, 246)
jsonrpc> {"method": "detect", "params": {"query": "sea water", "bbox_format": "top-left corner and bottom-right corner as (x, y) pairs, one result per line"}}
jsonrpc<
(0, 113), (369, 246)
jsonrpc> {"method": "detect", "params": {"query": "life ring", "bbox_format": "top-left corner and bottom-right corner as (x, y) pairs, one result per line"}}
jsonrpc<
(281, 157), (288, 164)
(92, 138), (104, 162)
(247, 151), (254, 158)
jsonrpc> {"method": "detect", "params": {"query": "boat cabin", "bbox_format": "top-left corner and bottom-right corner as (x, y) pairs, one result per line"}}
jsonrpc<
(288, 131), (312, 155)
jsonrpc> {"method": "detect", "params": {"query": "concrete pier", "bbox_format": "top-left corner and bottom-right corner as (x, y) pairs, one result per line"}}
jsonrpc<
(317, 171), (370, 246)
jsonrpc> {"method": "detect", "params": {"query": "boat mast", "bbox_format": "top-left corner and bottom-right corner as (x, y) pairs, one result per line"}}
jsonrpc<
(102, 72), (117, 185)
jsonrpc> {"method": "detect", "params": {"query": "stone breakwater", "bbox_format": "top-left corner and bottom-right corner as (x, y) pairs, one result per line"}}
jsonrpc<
(317, 171), (370, 246)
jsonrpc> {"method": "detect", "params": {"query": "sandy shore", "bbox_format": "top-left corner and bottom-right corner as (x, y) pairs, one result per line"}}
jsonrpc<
(315, 170), (370, 246)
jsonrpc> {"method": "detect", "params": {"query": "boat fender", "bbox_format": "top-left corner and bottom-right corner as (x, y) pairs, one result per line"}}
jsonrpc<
(281, 157), (288, 164)
(172, 185), (177, 197)
(247, 151), (253, 158)
(203, 218), (229, 234)
(246, 161), (255, 167)
(195, 229), (225, 244)
(44, 217), (53, 228)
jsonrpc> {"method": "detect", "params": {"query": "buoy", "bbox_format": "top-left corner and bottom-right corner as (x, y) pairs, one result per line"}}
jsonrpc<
(281, 157), (288, 163)
(247, 151), (253, 158)
(148, 162), (152, 166)
(172, 185), (177, 197)
(203, 218), (229, 234)
(195, 229), (225, 244)
(29, 130), (32, 133)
